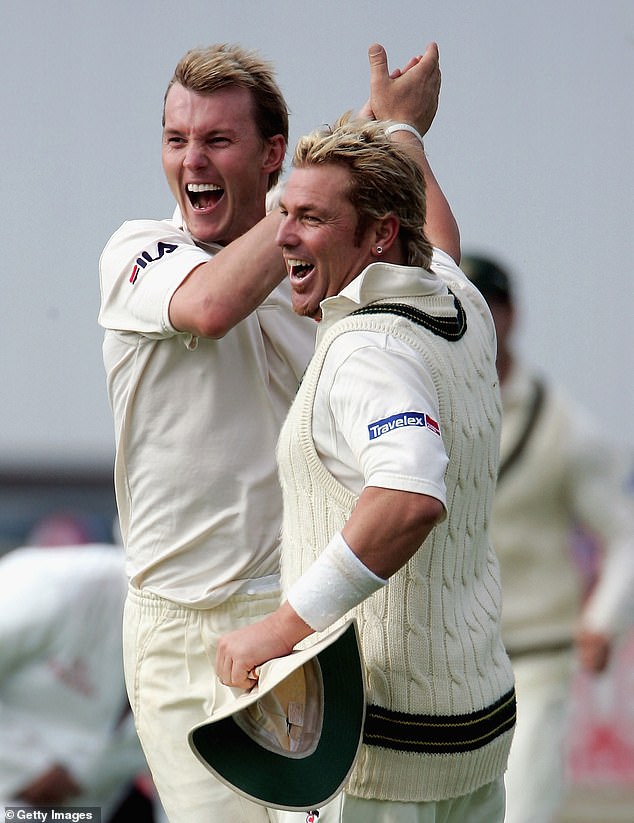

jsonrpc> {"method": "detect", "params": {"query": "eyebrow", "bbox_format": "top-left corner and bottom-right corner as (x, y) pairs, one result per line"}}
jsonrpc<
(281, 201), (323, 215)
(162, 124), (236, 138)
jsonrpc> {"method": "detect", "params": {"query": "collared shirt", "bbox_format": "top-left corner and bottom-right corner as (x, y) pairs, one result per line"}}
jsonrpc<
(311, 252), (455, 501)
(318, 258), (447, 342)
(99, 208), (316, 605)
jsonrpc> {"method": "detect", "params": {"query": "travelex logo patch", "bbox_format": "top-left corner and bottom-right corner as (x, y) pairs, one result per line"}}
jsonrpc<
(368, 411), (441, 440)
(129, 241), (178, 284)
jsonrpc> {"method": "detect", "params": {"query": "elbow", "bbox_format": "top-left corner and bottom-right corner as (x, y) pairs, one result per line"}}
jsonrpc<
(170, 298), (236, 339)
(195, 313), (233, 339)
(189, 293), (239, 338)
(421, 496), (445, 530)
(402, 494), (446, 548)
(443, 227), (461, 266)
(436, 216), (461, 265)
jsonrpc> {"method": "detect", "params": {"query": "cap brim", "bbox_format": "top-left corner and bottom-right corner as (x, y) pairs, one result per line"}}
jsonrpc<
(189, 619), (365, 811)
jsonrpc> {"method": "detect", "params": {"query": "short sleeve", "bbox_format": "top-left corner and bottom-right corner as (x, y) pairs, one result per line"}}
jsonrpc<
(313, 330), (448, 503)
(98, 219), (211, 337)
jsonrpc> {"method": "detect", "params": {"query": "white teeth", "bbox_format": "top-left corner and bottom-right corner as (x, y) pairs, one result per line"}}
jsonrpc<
(187, 183), (222, 192)
(287, 258), (313, 280)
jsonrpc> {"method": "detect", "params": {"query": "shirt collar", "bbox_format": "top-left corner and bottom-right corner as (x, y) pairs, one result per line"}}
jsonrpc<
(318, 260), (446, 338)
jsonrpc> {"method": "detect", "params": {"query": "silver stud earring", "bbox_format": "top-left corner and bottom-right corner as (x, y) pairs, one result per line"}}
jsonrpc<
(375, 246), (383, 255)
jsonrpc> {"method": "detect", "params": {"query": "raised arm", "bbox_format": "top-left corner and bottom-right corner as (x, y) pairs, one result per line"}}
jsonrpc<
(365, 43), (460, 263)
(168, 208), (286, 339)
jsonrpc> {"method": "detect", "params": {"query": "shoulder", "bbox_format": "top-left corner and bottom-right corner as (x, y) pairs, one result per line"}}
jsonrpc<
(431, 249), (497, 343)
(99, 217), (211, 322)
(101, 218), (197, 265)
(319, 328), (436, 403)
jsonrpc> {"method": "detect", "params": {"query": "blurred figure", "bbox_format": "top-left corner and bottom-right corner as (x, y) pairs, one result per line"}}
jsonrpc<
(26, 511), (113, 547)
(0, 541), (154, 821)
(462, 253), (634, 823)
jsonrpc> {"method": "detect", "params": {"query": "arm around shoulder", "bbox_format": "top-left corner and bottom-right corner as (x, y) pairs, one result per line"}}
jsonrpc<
(168, 209), (287, 338)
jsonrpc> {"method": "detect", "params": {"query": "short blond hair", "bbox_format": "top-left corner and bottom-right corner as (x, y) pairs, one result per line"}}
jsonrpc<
(292, 114), (432, 268)
(163, 44), (288, 188)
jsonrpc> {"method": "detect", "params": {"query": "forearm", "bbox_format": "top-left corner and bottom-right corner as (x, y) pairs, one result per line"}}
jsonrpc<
(365, 43), (460, 263)
(169, 208), (286, 338)
(287, 487), (443, 631)
(216, 489), (443, 689)
(342, 486), (443, 577)
(388, 129), (460, 263)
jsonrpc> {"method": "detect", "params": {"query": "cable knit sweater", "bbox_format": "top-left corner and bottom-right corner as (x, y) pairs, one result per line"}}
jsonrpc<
(494, 361), (634, 653)
(277, 259), (516, 802)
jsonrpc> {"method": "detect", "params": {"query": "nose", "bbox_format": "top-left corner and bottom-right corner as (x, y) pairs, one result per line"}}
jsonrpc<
(275, 215), (298, 249)
(183, 145), (208, 170)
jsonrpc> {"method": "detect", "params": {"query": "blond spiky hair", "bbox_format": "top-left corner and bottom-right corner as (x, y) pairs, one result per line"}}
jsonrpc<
(292, 114), (433, 268)
(163, 43), (288, 188)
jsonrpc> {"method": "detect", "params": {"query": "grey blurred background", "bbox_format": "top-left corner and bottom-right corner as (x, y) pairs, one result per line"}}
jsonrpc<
(1, 0), (632, 541)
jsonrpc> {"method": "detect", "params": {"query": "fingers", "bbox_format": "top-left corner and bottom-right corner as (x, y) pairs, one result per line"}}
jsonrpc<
(367, 42), (388, 76)
(218, 657), (256, 689)
(367, 41), (441, 129)
(216, 625), (269, 688)
(390, 55), (424, 79)
(421, 41), (440, 66)
(369, 42), (438, 79)
(400, 54), (424, 74)
(216, 638), (252, 688)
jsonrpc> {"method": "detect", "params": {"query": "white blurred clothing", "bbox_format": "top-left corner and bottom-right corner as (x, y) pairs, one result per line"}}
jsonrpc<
(496, 363), (634, 653)
(504, 651), (574, 823)
(0, 544), (148, 818)
(99, 210), (315, 608)
(495, 361), (634, 823)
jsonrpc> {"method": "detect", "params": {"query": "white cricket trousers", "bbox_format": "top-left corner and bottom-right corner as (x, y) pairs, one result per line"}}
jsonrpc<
(123, 585), (341, 823)
(504, 650), (575, 823)
(338, 778), (505, 822)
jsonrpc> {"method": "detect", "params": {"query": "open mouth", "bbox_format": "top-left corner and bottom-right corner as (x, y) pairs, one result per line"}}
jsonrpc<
(186, 183), (224, 210)
(287, 258), (314, 281)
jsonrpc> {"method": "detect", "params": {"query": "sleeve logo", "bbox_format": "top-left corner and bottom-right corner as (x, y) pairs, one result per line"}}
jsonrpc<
(129, 241), (178, 284)
(368, 411), (441, 440)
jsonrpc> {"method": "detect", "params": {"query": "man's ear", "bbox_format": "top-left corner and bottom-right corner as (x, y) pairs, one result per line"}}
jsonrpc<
(262, 134), (286, 176)
(375, 214), (400, 251)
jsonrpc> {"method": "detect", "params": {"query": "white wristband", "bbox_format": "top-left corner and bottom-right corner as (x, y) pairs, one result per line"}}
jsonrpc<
(384, 122), (425, 151)
(286, 532), (387, 632)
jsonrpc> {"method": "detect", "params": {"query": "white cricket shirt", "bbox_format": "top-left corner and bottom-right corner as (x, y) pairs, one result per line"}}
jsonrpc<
(99, 210), (316, 606)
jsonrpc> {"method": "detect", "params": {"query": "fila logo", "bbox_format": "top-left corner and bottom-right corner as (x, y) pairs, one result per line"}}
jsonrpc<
(129, 241), (178, 283)
(368, 411), (441, 440)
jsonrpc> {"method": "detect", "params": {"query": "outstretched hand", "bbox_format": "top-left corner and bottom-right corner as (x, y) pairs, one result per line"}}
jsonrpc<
(360, 42), (441, 137)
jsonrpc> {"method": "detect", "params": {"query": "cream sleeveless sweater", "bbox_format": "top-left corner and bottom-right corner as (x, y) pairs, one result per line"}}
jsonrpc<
(277, 286), (516, 801)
